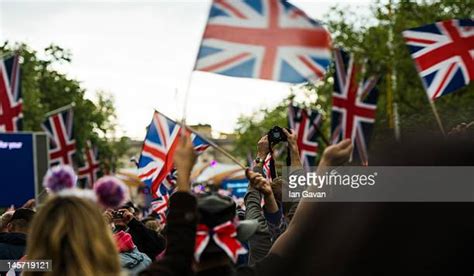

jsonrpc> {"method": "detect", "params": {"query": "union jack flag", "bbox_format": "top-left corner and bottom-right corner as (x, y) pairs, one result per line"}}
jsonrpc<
(0, 54), (22, 132)
(402, 19), (474, 100)
(288, 104), (322, 169)
(262, 153), (273, 181)
(41, 107), (76, 166)
(150, 194), (169, 225)
(78, 141), (101, 188)
(138, 111), (210, 198)
(331, 49), (379, 166)
(195, 0), (332, 83)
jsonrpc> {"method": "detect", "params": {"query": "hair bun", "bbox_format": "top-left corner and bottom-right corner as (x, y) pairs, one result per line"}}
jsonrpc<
(93, 176), (128, 209)
(43, 165), (77, 193)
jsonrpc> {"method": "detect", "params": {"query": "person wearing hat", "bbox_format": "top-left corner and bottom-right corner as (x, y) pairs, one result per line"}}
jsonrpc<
(0, 208), (35, 260)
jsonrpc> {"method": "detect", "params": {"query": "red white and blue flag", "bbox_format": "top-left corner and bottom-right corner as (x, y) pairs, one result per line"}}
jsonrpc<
(138, 111), (210, 198)
(402, 19), (474, 100)
(195, 0), (332, 83)
(41, 107), (76, 166)
(0, 54), (22, 132)
(151, 193), (169, 225)
(78, 140), (101, 188)
(331, 49), (379, 166)
(288, 104), (322, 169)
(262, 153), (273, 181)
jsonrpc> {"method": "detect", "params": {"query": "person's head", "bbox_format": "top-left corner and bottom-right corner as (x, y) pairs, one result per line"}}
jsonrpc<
(142, 216), (162, 233)
(0, 211), (14, 232)
(6, 208), (35, 234)
(24, 196), (120, 276)
(193, 193), (257, 271)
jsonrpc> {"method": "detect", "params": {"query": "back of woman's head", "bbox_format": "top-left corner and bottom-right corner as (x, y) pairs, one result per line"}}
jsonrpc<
(24, 195), (120, 276)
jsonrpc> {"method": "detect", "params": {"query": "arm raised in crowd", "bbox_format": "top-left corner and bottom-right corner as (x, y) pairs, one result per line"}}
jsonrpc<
(140, 133), (198, 276)
(282, 128), (303, 169)
(244, 174), (273, 265)
(252, 135), (270, 175)
(254, 139), (353, 258)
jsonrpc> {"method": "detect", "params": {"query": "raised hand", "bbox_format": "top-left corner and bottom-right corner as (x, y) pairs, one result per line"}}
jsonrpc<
(174, 132), (197, 192)
(320, 139), (353, 167)
(245, 169), (279, 213)
(282, 128), (303, 168)
(256, 135), (270, 159)
(246, 169), (272, 196)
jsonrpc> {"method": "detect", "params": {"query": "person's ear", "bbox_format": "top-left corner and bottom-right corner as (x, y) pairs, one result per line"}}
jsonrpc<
(6, 222), (13, 232)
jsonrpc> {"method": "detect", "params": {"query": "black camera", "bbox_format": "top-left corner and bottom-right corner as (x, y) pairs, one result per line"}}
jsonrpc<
(112, 210), (124, 219)
(268, 126), (288, 144)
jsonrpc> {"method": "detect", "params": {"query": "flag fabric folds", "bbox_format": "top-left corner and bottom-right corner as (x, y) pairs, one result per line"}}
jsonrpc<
(138, 111), (210, 198)
(402, 19), (474, 100)
(331, 49), (379, 166)
(78, 140), (101, 188)
(151, 194), (169, 225)
(41, 106), (76, 166)
(0, 54), (22, 132)
(195, 0), (332, 84)
(288, 104), (322, 169)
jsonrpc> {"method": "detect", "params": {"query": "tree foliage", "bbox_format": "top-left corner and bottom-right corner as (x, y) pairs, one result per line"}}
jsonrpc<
(234, 0), (474, 159)
(1, 42), (129, 171)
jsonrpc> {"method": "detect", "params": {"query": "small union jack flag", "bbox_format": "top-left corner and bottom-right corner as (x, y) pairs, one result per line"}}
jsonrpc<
(151, 194), (169, 225)
(402, 19), (474, 100)
(331, 49), (379, 166)
(138, 111), (210, 198)
(0, 54), (22, 132)
(262, 153), (273, 181)
(288, 104), (322, 169)
(78, 141), (101, 188)
(195, 0), (332, 83)
(41, 107), (76, 166)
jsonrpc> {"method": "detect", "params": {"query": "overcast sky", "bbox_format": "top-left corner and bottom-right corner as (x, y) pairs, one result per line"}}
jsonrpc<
(0, 0), (372, 139)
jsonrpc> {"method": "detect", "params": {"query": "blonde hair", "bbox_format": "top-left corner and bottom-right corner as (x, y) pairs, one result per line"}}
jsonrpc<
(24, 196), (121, 276)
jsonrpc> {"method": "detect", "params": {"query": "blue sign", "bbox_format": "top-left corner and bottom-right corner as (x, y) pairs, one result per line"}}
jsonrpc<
(221, 179), (248, 198)
(0, 133), (36, 207)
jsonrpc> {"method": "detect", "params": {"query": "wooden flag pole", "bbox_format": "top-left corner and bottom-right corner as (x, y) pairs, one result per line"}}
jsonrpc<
(44, 102), (75, 118)
(184, 124), (247, 170)
(429, 100), (446, 136)
(311, 120), (330, 146)
(180, 1), (213, 123)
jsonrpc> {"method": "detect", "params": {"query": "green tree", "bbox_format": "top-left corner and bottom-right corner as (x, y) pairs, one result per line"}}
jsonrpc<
(1, 42), (129, 171)
(327, 0), (474, 144)
(234, 0), (474, 159)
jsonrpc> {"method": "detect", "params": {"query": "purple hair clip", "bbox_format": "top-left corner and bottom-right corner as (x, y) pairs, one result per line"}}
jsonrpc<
(43, 165), (77, 193)
(93, 176), (129, 209)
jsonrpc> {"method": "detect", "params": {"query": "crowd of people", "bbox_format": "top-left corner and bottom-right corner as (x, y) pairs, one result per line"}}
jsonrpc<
(0, 125), (473, 276)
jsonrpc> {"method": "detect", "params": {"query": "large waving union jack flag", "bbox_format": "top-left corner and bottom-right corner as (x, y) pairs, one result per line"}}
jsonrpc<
(41, 107), (76, 166)
(195, 0), (332, 83)
(331, 49), (379, 166)
(138, 111), (210, 198)
(402, 19), (474, 100)
(78, 140), (101, 188)
(288, 104), (322, 169)
(0, 54), (22, 132)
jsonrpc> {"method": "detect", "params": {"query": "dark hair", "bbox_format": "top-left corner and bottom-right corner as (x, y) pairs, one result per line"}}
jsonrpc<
(9, 219), (30, 232)
(8, 208), (35, 231)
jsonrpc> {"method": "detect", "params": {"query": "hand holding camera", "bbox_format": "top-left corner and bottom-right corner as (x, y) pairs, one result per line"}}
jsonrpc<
(267, 126), (289, 145)
(109, 209), (134, 224)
